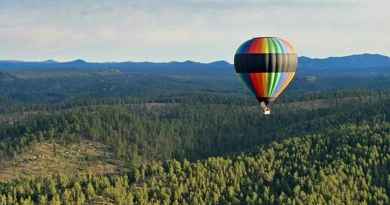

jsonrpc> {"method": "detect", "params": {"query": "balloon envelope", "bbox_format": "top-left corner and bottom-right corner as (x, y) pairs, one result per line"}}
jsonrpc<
(234, 37), (297, 113)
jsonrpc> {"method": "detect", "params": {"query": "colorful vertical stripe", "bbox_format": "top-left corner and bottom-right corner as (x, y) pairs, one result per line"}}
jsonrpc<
(236, 37), (296, 54)
(237, 72), (295, 98)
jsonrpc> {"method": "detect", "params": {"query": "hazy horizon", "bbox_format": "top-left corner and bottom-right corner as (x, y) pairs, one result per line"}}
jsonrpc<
(0, 52), (389, 64)
(1, 0), (389, 62)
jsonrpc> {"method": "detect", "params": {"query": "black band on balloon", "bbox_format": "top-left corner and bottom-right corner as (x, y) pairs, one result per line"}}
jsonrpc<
(234, 54), (297, 73)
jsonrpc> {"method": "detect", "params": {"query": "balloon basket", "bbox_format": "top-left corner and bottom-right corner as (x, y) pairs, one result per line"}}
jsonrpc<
(263, 108), (271, 115)
(260, 102), (271, 115)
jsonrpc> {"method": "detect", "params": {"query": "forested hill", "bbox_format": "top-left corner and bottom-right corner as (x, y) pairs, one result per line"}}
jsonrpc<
(1, 121), (390, 204)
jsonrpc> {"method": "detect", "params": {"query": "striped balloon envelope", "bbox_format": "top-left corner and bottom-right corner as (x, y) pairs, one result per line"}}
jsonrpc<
(234, 37), (297, 114)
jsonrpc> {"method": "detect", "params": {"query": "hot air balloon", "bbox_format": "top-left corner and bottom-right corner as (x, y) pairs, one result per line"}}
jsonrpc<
(234, 37), (297, 115)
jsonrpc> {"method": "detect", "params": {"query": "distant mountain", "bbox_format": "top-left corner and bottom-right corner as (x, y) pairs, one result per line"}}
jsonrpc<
(64, 59), (88, 64)
(298, 54), (390, 76)
(299, 54), (390, 69)
(0, 54), (389, 77)
(208, 60), (231, 66)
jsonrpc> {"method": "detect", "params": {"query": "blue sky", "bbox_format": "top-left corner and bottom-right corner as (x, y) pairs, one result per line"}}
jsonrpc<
(0, 0), (389, 62)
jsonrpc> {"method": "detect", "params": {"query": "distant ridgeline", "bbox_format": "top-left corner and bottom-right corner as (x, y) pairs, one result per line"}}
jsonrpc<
(0, 54), (389, 76)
